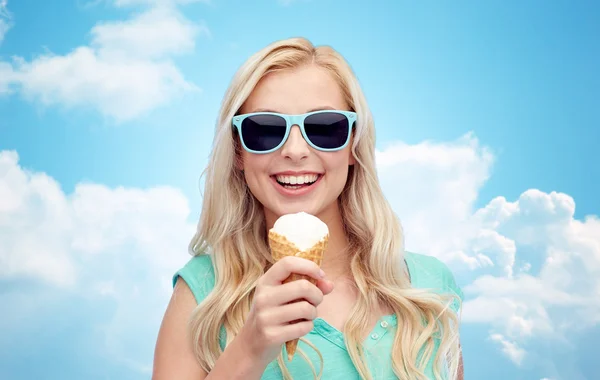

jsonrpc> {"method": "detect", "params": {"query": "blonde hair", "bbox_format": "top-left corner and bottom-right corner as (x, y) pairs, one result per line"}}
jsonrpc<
(187, 37), (462, 379)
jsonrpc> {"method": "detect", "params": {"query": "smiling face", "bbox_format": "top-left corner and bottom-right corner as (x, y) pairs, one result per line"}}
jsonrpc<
(237, 64), (355, 228)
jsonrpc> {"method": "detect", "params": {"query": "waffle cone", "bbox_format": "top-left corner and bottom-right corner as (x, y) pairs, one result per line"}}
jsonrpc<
(268, 230), (328, 361)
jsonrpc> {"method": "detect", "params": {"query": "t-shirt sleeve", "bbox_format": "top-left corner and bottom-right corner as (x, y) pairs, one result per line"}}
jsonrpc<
(438, 259), (464, 315)
(405, 252), (464, 315)
(172, 254), (216, 305)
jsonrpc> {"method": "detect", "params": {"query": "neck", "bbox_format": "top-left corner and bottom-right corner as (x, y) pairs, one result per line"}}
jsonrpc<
(316, 204), (352, 280)
(264, 202), (352, 280)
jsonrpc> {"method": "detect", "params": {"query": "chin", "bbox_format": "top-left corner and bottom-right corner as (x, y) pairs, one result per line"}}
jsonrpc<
(273, 203), (321, 218)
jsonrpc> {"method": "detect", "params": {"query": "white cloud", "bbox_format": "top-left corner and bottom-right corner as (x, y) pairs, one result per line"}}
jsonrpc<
(489, 333), (526, 365)
(0, 19), (9, 44)
(1, 1), (205, 122)
(0, 151), (76, 287)
(0, 0), (12, 45)
(376, 132), (600, 365)
(9, 47), (198, 122)
(464, 192), (600, 339)
(377, 132), (499, 268)
(91, 6), (209, 59)
(0, 150), (194, 285)
(0, 150), (196, 369)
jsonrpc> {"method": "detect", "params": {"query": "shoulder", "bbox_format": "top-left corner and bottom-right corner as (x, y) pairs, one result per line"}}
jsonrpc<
(404, 251), (464, 313)
(172, 253), (216, 305)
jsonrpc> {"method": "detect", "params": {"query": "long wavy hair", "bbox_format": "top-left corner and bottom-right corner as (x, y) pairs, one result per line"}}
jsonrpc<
(187, 37), (461, 379)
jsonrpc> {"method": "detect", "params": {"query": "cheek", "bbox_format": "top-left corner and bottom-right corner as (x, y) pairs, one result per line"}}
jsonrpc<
(241, 153), (271, 185)
(322, 149), (353, 170)
(323, 155), (351, 186)
(241, 151), (261, 172)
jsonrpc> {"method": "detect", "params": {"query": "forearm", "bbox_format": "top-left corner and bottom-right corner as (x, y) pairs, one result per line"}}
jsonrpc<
(206, 334), (269, 380)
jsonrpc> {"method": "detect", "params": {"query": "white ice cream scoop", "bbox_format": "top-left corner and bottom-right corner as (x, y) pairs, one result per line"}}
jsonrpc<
(271, 212), (329, 251)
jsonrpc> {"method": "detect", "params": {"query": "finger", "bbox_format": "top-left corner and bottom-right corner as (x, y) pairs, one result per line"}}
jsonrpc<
(272, 320), (315, 343)
(271, 301), (317, 325)
(270, 279), (324, 307)
(264, 256), (325, 285)
(315, 279), (335, 295)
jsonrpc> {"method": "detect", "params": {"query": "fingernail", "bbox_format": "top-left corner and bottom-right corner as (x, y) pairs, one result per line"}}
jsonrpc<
(319, 269), (326, 278)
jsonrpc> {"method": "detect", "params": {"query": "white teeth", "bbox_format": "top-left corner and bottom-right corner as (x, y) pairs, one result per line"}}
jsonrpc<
(275, 174), (319, 185)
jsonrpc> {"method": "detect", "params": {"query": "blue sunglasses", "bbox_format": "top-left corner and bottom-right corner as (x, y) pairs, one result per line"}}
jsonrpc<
(232, 110), (356, 154)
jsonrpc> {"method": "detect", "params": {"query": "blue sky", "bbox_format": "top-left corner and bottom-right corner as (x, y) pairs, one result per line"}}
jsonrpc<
(1, 0), (598, 379)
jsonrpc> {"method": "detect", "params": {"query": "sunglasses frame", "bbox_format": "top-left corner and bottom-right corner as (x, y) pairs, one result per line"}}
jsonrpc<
(232, 110), (357, 154)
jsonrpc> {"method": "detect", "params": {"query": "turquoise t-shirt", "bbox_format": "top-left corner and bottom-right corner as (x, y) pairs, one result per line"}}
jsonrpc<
(172, 251), (464, 379)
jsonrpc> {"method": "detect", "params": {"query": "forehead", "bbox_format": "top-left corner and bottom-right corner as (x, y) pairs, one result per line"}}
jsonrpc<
(241, 64), (348, 114)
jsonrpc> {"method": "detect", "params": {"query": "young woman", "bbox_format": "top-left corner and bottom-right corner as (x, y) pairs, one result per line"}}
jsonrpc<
(153, 37), (464, 380)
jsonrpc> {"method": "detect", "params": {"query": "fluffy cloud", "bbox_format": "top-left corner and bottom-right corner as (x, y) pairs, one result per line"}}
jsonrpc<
(0, 1), (205, 122)
(91, 6), (209, 59)
(376, 133), (600, 368)
(0, 150), (194, 287)
(0, 150), (196, 371)
(377, 132), (501, 269)
(462, 191), (600, 353)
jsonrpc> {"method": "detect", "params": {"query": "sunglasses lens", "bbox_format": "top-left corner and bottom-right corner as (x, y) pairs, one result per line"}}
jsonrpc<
(304, 112), (350, 149)
(241, 114), (287, 152)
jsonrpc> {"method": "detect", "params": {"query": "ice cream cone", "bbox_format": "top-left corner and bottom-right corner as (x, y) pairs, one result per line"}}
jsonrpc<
(267, 213), (329, 361)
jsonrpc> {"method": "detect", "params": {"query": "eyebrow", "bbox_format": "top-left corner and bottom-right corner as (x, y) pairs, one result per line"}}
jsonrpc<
(249, 106), (337, 113)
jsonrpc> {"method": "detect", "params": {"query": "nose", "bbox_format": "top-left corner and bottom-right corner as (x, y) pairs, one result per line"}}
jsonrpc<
(280, 125), (309, 161)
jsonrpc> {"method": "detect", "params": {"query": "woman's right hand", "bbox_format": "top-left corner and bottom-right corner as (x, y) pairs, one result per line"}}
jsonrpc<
(238, 256), (335, 365)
